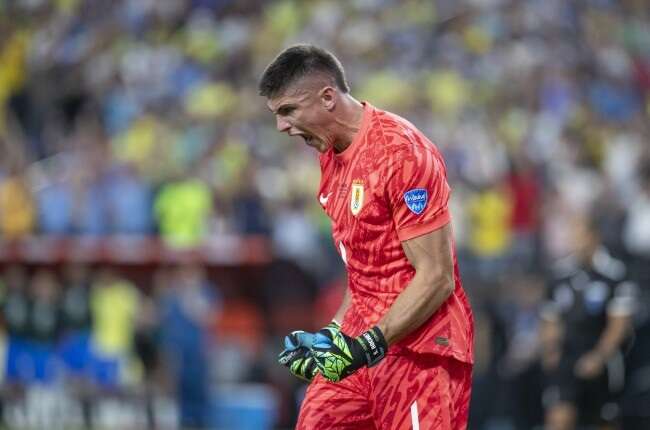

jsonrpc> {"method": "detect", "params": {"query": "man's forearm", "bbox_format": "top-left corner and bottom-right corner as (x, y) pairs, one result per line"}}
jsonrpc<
(377, 269), (454, 346)
(333, 285), (352, 324)
(593, 314), (631, 359)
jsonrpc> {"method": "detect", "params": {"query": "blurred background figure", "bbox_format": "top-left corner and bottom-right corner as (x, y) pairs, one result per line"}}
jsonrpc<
(155, 176), (213, 248)
(0, 165), (35, 239)
(133, 293), (161, 430)
(23, 269), (62, 429)
(159, 263), (217, 429)
(1, 264), (31, 423)
(541, 214), (637, 430)
(58, 263), (94, 428)
(89, 269), (139, 393)
(0, 0), (647, 428)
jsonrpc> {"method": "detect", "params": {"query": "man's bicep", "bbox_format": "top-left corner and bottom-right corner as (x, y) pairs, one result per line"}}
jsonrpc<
(401, 223), (454, 277)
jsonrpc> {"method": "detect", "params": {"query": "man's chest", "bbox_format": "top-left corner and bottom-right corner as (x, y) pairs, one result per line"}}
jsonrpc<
(318, 161), (394, 257)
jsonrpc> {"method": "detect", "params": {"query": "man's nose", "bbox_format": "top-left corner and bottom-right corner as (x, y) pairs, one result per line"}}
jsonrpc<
(276, 116), (291, 132)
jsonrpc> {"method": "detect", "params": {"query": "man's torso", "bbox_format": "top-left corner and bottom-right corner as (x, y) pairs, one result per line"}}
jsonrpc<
(318, 103), (473, 363)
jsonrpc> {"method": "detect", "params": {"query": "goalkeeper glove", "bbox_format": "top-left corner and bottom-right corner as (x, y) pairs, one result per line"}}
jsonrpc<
(278, 330), (319, 381)
(311, 323), (387, 382)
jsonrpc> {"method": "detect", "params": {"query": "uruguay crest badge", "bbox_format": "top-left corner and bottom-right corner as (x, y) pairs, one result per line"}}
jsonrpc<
(350, 180), (364, 216)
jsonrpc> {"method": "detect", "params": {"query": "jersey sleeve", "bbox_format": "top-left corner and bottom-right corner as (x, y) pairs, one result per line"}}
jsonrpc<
(607, 281), (638, 317)
(385, 145), (451, 242)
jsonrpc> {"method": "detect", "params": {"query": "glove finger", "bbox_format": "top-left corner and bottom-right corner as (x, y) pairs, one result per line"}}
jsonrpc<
(284, 330), (316, 350)
(283, 332), (302, 350)
(278, 347), (304, 366)
(293, 331), (315, 348)
(305, 357), (319, 380)
(279, 344), (314, 364)
(312, 332), (334, 349)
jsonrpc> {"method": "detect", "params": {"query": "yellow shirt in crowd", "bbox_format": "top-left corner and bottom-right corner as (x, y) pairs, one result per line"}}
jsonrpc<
(91, 279), (137, 356)
(0, 176), (35, 239)
(468, 188), (512, 258)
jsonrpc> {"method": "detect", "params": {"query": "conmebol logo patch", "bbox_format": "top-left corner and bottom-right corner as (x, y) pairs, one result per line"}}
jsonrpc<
(403, 188), (428, 215)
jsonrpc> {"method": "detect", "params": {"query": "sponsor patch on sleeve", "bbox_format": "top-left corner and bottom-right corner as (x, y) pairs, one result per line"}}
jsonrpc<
(403, 188), (428, 215)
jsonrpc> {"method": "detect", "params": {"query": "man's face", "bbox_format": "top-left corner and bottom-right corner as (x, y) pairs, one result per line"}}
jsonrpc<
(571, 217), (599, 259)
(267, 84), (332, 153)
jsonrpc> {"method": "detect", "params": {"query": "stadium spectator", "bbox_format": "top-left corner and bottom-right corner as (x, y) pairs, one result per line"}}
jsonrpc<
(541, 214), (638, 430)
(133, 294), (161, 430)
(228, 170), (268, 236)
(105, 162), (154, 235)
(271, 196), (322, 275)
(66, 128), (111, 236)
(467, 181), (512, 280)
(89, 268), (139, 389)
(34, 162), (74, 235)
(154, 176), (213, 247)
(500, 274), (547, 430)
(2, 265), (30, 388)
(158, 263), (217, 429)
(506, 156), (542, 268)
(58, 263), (93, 428)
(26, 269), (61, 384)
(15, 269), (62, 430)
(0, 167), (35, 239)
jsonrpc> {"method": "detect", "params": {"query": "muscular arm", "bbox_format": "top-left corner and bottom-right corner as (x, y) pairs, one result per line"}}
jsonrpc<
(333, 285), (351, 324)
(377, 223), (455, 346)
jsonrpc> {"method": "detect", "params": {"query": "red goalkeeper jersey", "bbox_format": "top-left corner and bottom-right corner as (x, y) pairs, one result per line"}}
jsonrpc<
(318, 102), (474, 364)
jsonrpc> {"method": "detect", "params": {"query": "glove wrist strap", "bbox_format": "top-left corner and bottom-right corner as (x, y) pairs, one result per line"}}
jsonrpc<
(358, 326), (387, 367)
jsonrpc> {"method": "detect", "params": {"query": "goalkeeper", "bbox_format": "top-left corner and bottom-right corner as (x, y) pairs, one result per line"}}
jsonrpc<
(262, 45), (474, 429)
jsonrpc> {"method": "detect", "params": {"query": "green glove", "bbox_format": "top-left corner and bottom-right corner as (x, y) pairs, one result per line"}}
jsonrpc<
(278, 330), (319, 381)
(311, 322), (387, 382)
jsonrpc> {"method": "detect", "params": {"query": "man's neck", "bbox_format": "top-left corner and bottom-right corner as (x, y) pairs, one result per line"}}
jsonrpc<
(579, 246), (598, 267)
(332, 96), (364, 154)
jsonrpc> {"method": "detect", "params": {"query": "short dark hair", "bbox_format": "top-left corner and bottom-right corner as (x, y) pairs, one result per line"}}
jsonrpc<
(258, 44), (350, 98)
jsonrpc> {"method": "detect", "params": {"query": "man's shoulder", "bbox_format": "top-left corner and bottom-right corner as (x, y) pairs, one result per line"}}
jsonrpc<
(371, 108), (420, 140)
(370, 108), (438, 158)
(591, 247), (627, 282)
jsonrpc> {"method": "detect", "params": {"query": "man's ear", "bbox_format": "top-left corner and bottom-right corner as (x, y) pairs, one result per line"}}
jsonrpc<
(319, 86), (337, 111)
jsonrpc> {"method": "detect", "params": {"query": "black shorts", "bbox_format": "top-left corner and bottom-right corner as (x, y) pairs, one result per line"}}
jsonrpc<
(542, 355), (620, 426)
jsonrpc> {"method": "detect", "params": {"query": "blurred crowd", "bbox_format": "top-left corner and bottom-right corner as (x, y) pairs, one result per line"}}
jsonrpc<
(0, 262), (228, 428)
(0, 0), (649, 428)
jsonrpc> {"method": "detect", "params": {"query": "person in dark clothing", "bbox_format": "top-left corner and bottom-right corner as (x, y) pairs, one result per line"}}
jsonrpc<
(59, 264), (93, 371)
(619, 255), (650, 430)
(158, 264), (217, 429)
(134, 295), (161, 430)
(58, 263), (94, 428)
(26, 269), (61, 384)
(2, 265), (32, 386)
(0, 265), (31, 426)
(541, 215), (637, 430)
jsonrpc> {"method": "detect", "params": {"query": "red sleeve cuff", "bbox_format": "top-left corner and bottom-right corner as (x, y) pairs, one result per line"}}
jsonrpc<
(396, 209), (451, 242)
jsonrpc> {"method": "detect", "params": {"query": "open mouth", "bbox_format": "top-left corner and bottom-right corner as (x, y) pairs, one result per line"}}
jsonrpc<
(291, 133), (313, 145)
